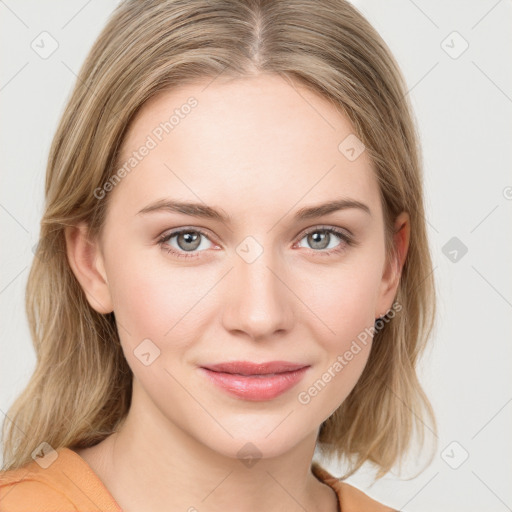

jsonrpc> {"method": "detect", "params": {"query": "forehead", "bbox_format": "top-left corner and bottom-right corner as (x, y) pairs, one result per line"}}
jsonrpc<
(111, 74), (380, 221)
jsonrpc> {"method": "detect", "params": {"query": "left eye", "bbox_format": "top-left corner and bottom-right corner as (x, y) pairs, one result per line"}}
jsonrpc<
(297, 227), (351, 252)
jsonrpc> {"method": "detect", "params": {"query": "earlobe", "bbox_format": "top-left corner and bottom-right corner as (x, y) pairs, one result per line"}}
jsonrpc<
(64, 221), (114, 314)
(375, 212), (410, 318)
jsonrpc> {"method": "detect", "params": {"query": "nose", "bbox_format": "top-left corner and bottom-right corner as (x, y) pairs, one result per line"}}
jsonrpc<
(221, 245), (294, 341)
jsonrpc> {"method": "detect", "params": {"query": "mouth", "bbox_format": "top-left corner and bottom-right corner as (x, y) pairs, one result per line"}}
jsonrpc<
(201, 360), (308, 376)
(199, 361), (310, 401)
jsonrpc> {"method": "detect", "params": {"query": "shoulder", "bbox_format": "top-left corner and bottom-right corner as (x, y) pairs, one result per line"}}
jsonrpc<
(0, 447), (121, 511)
(0, 461), (74, 511)
(337, 481), (397, 512)
(0, 474), (73, 511)
(311, 461), (397, 512)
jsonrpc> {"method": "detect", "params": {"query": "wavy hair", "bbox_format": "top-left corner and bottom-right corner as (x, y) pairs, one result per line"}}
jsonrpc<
(1, 0), (437, 479)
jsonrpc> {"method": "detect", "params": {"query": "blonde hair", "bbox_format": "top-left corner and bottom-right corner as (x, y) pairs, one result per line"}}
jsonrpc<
(2, 0), (437, 479)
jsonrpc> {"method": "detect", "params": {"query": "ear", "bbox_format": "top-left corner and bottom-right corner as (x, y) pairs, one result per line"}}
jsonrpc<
(375, 211), (410, 319)
(64, 221), (114, 314)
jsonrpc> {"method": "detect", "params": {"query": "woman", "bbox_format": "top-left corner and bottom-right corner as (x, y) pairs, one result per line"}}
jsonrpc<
(0, 1), (437, 510)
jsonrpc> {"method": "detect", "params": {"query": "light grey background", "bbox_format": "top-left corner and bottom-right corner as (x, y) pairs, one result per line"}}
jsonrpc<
(1, 1), (511, 511)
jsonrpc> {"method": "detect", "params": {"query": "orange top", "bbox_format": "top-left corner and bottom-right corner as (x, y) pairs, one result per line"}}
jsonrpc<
(0, 447), (396, 511)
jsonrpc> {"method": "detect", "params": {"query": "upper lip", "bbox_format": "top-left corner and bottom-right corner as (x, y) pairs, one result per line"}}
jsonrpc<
(202, 361), (309, 375)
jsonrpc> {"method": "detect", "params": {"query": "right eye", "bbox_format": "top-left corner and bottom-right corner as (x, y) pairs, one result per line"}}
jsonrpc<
(158, 228), (215, 259)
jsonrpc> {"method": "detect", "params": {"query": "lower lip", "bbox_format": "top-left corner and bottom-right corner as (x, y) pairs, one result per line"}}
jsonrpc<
(199, 367), (309, 401)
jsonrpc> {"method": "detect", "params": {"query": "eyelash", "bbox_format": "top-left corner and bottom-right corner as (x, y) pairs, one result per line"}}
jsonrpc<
(157, 225), (355, 260)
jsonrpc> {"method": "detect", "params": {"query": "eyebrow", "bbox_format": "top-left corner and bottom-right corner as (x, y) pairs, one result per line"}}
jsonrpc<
(137, 198), (371, 222)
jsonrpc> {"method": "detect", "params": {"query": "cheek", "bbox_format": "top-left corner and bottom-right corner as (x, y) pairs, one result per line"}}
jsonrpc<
(294, 266), (378, 416)
(291, 250), (382, 408)
(295, 252), (383, 346)
(106, 248), (214, 349)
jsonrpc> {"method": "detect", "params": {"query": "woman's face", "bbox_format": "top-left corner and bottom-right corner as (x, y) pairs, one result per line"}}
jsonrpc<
(79, 74), (406, 460)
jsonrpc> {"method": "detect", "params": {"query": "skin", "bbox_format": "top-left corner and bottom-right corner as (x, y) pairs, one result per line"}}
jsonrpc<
(65, 73), (409, 512)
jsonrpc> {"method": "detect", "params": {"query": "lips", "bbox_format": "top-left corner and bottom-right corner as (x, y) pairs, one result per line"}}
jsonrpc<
(202, 360), (308, 376)
(199, 360), (310, 401)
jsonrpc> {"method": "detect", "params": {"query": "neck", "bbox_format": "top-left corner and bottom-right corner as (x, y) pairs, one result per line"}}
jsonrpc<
(82, 379), (338, 512)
